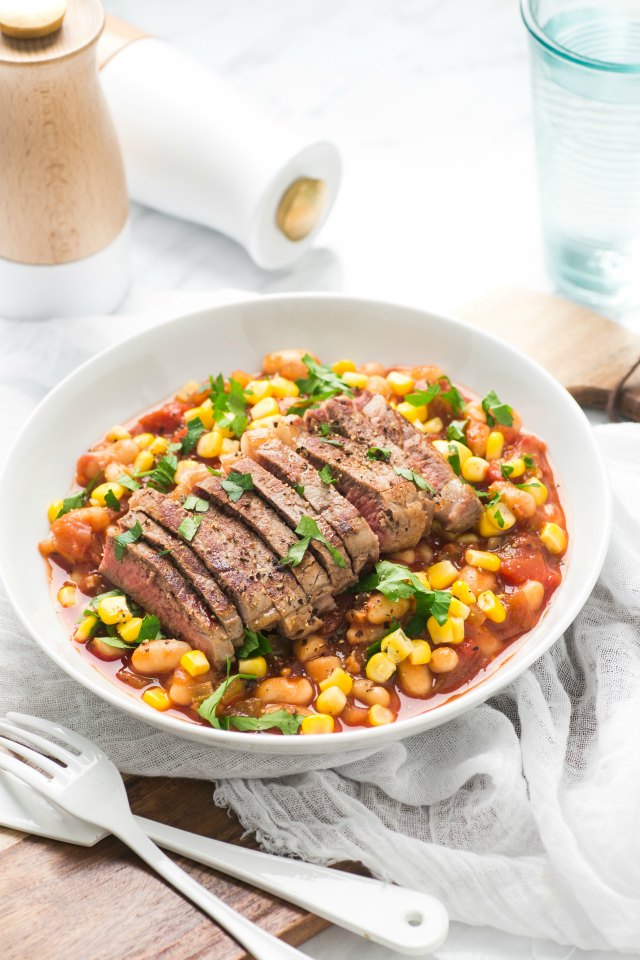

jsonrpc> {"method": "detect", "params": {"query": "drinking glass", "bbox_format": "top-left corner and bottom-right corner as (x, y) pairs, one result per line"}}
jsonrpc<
(522, 0), (640, 313)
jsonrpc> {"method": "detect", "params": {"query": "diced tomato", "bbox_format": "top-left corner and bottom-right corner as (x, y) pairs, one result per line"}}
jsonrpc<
(40, 507), (111, 566)
(134, 401), (188, 437)
(499, 533), (561, 590)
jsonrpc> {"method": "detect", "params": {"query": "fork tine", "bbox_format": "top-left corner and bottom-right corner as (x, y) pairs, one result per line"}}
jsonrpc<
(0, 735), (65, 778)
(0, 720), (79, 769)
(6, 713), (103, 760)
(0, 749), (51, 791)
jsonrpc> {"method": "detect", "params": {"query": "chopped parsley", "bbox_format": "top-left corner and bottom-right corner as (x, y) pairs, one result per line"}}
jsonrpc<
(319, 435), (344, 448)
(318, 465), (337, 485)
(183, 494), (210, 513)
(228, 711), (302, 735)
(500, 463), (514, 479)
(221, 470), (254, 503)
(492, 509), (505, 529)
(446, 419), (468, 444)
(478, 490), (501, 506)
(209, 374), (249, 437)
(140, 453), (178, 493)
(177, 514), (203, 541)
(482, 390), (514, 427)
(446, 443), (461, 476)
(137, 614), (162, 642)
(316, 423), (344, 447)
(405, 383), (441, 408)
(293, 484), (305, 498)
(236, 629), (272, 659)
(441, 377), (466, 416)
(95, 635), (133, 650)
(393, 465), (435, 494)
(114, 521), (143, 561)
(366, 446), (392, 462)
(523, 454), (535, 468)
(180, 416), (206, 454)
(197, 664), (255, 730)
(55, 472), (104, 519)
(117, 474), (141, 493)
(353, 560), (452, 632)
(104, 488), (121, 511)
(293, 355), (353, 412)
(281, 514), (347, 569)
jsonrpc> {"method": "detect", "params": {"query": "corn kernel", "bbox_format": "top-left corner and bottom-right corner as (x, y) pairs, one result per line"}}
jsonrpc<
(409, 639), (432, 665)
(450, 616), (465, 643)
(244, 380), (273, 405)
(451, 579), (476, 604)
(427, 616), (454, 645)
(57, 584), (77, 608)
(465, 548), (501, 572)
(366, 652), (397, 683)
(342, 371), (369, 389)
(332, 359), (357, 375)
(142, 687), (172, 712)
(461, 456), (489, 483)
(48, 499), (63, 523)
(427, 560), (458, 590)
(148, 436), (169, 456)
(539, 522), (567, 556)
(197, 430), (223, 459)
(221, 438), (241, 455)
(300, 714), (335, 735)
(237, 655), (268, 678)
(251, 397), (280, 420)
(74, 615), (98, 643)
(134, 432), (155, 449)
(185, 405), (215, 429)
(181, 650), (212, 677)
(414, 571), (431, 590)
(519, 479), (548, 505)
(106, 425), (130, 442)
(477, 590), (507, 623)
(319, 667), (353, 695)
(368, 704), (395, 726)
(381, 627), (414, 664)
(486, 431), (505, 460)
(91, 482), (126, 508)
(421, 416), (443, 434)
(316, 686), (347, 716)
(270, 376), (299, 398)
(97, 595), (131, 625)
(396, 401), (427, 423)
(501, 457), (526, 479)
(133, 450), (155, 474)
(249, 415), (284, 431)
(116, 617), (142, 643)
(448, 597), (471, 620)
(482, 502), (516, 534)
(386, 371), (415, 396)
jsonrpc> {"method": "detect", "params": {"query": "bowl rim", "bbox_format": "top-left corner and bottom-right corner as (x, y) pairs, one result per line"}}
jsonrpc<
(0, 291), (612, 754)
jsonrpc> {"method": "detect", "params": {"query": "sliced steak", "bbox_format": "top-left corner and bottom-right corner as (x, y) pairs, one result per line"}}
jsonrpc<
(295, 434), (427, 552)
(235, 458), (356, 593)
(121, 507), (243, 647)
(100, 531), (234, 666)
(130, 488), (319, 639)
(250, 439), (379, 574)
(195, 470), (335, 614)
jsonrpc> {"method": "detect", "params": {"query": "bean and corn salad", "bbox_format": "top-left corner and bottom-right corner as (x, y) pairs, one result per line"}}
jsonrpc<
(40, 348), (567, 736)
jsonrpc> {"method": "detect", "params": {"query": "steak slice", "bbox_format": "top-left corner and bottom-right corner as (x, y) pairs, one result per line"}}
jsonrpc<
(131, 489), (319, 639)
(250, 439), (379, 574)
(295, 434), (427, 552)
(100, 531), (234, 666)
(121, 507), (244, 647)
(236, 458), (356, 593)
(195, 470), (335, 614)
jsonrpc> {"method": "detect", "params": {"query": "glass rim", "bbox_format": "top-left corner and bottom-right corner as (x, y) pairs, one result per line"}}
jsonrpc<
(520, 0), (640, 74)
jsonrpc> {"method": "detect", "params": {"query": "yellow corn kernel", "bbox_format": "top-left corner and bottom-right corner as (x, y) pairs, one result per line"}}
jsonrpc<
(106, 425), (131, 442)
(461, 456), (489, 483)
(450, 616), (465, 643)
(249, 415), (284, 431)
(197, 430), (223, 459)
(409, 639), (432, 665)
(175, 379), (202, 403)
(465, 548), (501, 572)
(486, 431), (505, 460)
(342, 371), (369, 389)
(134, 432), (155, 450)
(148, 436), (168, 456)
(366, 652), (397, 683)
(414, 571), (431, 590)
(316, 686), (347, 716)
(251, 396), (280, 421)
(57, 584), (77, 608)
(421, 416), (443, 434)
(519, 479), (548, 506)
(221, 438), (241, 455)
(185, 405), (215, 429)
(74, 614), (98, 643)
(133, 450), (155, 474)
(448, 597), (471, 620)
(539, 522), (567, 556)
(451, 579), (476, 604)
(427, 616), (454, 645)
(501, 457), (526, 479)
(386, 371), (415, 396)
(97, 595), (131, 625)
(142, 687), (172, 712)
(270, 376), (299, 398)
(48, 499), (63, 523)
(332, 359), (357, 375)
(117, 617), (143, 643)
(300, 714), (335, 735)
(396, 401), (427, 423)
(477, 590), (507, 623)
(91, 482), (126, 508)
(433, 439), (473, 465)
(368, 704), (395, 726)
(381, 627), (414, 664)
(427, 560), (458, 590)
(319, 667), (353, 695)
(244, 379), (273, 405)
(237, 656), (268, 678)
(181, 650), (212, 677)
(481, 501), (516, 535)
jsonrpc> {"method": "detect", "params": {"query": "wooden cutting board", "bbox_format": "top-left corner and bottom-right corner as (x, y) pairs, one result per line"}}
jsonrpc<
(1, 287), (638, 960)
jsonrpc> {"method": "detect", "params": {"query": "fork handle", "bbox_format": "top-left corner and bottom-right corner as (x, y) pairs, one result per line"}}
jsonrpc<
(114, 820), (308, 960)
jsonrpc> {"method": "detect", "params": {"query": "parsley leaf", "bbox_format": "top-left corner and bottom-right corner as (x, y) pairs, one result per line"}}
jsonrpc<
(319, 436), (344, 448)
(180, 416), (206, 454)
(478, 490), (501, 506)
(317, 424), (344, 447)
(405, 383), (441, 407)
(197, 668), (254, 730)
(293, 484), (305, 498)
(319, 465), (337, 485)
(228, 710), (302, 735)
(281, 514), (347, 569)
(441, 377), (466, 416)
(209, 374), (249, 437)
(236, 629), (272, 659)
(95, 635), (133, 650)
(183, 494), (210, 513)
(354, 560), (452, 630)
(117, 474), (141, 493)
(364, 639), (382, 661)
(104, 488), (121, 511)
(296, 355), (353, 403)
(446, 419), (468, 443)
(492, 509), (505, 529)
(55, 472), (104, 518)
(523, 454), (535, 468)
(178, 514), (203, 541)
(393, 465), (435, 494)
(140, 453), (178, 493)
(221, 470), (254, 503)
(137, 614), (162, 642)
(114, 521), (143, 561)
(447, 443), (461, 475)
(500, 463), (514, 479)
(366, 446), (392, 462)
(482, 390), (514, 427)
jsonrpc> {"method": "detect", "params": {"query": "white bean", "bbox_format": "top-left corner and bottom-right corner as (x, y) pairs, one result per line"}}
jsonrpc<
(131, 639), (191, 675)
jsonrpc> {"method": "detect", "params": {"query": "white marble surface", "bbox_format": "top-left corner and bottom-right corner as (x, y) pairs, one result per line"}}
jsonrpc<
(3, 0), (633, 957)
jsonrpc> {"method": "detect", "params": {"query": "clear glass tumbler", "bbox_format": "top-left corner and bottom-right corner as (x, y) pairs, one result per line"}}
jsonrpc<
(522, 0), (640, 313)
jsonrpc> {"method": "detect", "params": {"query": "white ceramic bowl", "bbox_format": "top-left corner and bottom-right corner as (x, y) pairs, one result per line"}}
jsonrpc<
(0, 294), (611, 754)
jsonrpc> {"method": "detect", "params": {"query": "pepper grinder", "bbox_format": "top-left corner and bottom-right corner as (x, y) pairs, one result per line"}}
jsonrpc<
(0, 0), (130, 319)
